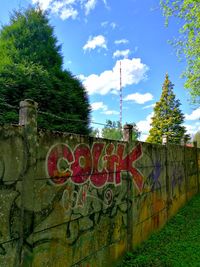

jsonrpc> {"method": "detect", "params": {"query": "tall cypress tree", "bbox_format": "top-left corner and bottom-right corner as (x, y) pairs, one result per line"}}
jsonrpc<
(146, 74), (186, 144)
(0, 8), (90, 134)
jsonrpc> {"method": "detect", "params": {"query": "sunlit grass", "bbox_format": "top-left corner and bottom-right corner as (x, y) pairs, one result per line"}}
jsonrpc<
(119, 194), (200, 267)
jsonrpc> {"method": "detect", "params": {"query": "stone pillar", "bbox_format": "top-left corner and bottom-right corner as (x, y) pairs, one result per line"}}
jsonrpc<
(19, 99), (38, 125)
(193, 141), (200, 192)
(123, 124), (133, 142)
(123, 124), (133, 251)
(19, 99), (38, 165)
(18, 99), (38, 266)
(162, 134), (168, 145)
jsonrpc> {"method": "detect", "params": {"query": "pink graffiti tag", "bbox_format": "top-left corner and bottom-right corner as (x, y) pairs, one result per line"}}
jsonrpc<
(46, 142), (144, 192)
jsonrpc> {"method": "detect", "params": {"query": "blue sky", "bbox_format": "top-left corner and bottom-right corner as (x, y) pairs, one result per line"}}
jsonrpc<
(0, 0), (199, 140)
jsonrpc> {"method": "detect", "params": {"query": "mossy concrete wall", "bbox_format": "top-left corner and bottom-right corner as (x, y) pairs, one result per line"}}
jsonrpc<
(0, 101), (199, 267)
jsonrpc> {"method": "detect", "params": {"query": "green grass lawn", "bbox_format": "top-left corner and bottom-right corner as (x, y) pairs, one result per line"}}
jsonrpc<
(119, 194), (200, 267)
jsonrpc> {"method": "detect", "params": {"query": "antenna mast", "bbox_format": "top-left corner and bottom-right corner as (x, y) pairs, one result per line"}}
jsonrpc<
(120, 61), (122, 128)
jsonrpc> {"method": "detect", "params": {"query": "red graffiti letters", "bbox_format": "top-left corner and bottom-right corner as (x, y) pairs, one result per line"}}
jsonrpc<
(46, 142), (144, 191)
(91, 143), (108, 187)
(47, 144), (73, 184)
(71, 144), (92, 184)
(116, 143), (143, 191)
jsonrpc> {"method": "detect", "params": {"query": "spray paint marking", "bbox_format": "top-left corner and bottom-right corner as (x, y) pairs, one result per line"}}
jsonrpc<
(46, 142), (144, 192)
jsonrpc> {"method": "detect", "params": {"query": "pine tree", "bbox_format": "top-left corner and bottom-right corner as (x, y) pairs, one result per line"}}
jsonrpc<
(0, 8), (90, 134)
(146, 74), (186, 144)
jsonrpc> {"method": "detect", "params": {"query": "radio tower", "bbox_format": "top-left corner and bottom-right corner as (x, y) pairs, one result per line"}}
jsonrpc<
(120, 61), (122, 128)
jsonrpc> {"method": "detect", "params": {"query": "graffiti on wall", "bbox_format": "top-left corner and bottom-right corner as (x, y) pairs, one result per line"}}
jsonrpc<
(171, 166), (184, 198)
(46, 142), (144, 192)
(61, 183), (114, 211)
(147, 161), (162, 192)
(1, 128), (198, 267)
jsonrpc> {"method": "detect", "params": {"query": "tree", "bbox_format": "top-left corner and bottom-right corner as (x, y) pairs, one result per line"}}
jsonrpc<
(101, 120), (140, 141)
(102, 120), (122, 140)
(90, 128), (100, 138)
(193, 131), (200, 148)
(146, 74), (186, 144)
(0, 8), (90, 134)
(160, 0), (200, 104)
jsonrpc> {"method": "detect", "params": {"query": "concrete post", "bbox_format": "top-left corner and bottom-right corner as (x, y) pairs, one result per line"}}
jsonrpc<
(19, 99), (38, 131)
(19, 99), (38, 165)
(183, 142), (188, 202)
(123, 124), (133, 142)
(162, 134), (168, 145)
(163, 136), (170, 218)
(123, 124), (133, 251)
(19, 99), (38, 266)
(193, 141), (200, 193)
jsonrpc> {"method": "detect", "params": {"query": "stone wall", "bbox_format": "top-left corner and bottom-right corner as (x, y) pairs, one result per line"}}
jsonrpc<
(0, 100), (199, 267)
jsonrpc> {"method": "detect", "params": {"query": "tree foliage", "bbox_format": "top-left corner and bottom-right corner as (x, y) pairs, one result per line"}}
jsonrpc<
(90, 128), (100, 138)
(0, 8), (90, 134)
(160, 0), (200, 104)
(102, 120), (123, 140)
(146, 74), (186, 144)
(101, 120), (140, 141)
(193, 131), (200, 148)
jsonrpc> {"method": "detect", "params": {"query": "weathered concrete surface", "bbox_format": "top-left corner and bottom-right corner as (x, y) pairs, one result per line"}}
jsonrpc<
(0, 120), (199, 266)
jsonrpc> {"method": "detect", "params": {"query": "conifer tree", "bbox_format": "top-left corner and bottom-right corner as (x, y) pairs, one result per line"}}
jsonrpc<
(0, 8), (90, 134)
(146, 74), (186, 144)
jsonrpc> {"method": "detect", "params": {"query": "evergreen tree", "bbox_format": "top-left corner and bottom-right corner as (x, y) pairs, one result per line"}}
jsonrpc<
(146, 74), (186, 144)
(0, 8), (90, 134)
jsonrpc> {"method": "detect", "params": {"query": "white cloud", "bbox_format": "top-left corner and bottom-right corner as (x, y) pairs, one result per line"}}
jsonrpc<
(91, 102), (119, 115)
(124, 92), (153, 104)
(80, 58), (149, 95)
(114, 39), (129, 45)
(32, 0), (105, 20)
(91, 101), (107, 111)
(101, 21), (108, 27)
(113, 49), (130, 58)
(102, 0), (108, 8)
(137, 112), (154, 141)
(32, 0), (78, 19)
(110, 22), (117, 29)
(185, 108), (200, 121)
(32, 0), (53, 10)
(142, 103), (155, 109)
(184, 122), (200, 136)
(101, 21), (117, 29)
(51, 1), (64, 13)
(64, 0), (77, 3)
(60, 7), (78, 20)
(84, 0), (97, 15)
(83, 35), (107, 51)
(103, 110), (119, 115)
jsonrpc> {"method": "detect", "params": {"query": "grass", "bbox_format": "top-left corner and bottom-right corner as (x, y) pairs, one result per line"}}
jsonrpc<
(119, 194), (200, 267)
